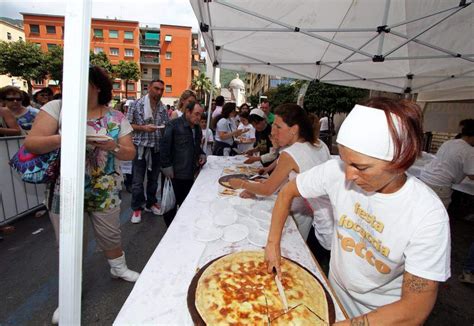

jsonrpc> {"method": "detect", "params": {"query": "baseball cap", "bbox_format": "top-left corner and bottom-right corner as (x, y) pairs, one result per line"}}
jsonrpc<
(249, 108), (265, 119)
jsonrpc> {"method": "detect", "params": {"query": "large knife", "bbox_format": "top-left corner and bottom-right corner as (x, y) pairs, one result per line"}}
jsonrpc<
(274, 274), (289, 312)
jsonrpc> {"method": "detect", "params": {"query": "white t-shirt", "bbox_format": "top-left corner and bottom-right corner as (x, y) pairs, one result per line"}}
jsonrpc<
(237, 123), (256, 153)
(296, 159), (451, 317)
(319, 116), (329, 132)
(420, 138), (474, 187)
(215, 117), (234, 145)
(283, 141), (333, 249)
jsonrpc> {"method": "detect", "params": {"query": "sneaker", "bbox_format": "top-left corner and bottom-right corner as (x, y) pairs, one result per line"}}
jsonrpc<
(144, 203), (161, 215)
(131, 210), (142, 224)
(459, 271), (474, 284)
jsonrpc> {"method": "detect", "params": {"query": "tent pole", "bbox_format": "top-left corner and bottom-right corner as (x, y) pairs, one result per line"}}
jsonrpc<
(377, 0), (391, 56)
(59, 0), (91, 324)
(204, 66), (217, 154)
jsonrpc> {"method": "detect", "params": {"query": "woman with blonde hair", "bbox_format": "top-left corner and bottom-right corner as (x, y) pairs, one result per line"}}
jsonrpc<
(170, 89), (197, 120)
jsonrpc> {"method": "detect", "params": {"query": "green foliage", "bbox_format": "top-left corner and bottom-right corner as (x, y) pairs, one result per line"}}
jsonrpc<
(264, 83), (298, 109)
(112, 60), (140, 98)
(90, 51), (113, 74)
(192, 72), (214, 103)
(45, 45), (64, 87)
(0, 40), (48, 94)
(303, 81), (369, 117)
(248, 94), (259, 107)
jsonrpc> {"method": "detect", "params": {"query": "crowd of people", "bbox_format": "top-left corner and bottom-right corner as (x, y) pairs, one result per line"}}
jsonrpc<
(1, 65), (473, 325)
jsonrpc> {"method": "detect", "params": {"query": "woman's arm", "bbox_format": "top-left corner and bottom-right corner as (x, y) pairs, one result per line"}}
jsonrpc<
(24, 110), (60, 154)
(218, 128), (245, 140)
(115, 134), (135, 161)
(0, 107), (21, 136)
(265, 179), (301, 276)
(229, 152), (296, 196)
(335, 272), (438, 326)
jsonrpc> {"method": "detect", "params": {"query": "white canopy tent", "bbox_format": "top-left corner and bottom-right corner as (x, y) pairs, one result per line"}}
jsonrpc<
(190, 0), (474, 95)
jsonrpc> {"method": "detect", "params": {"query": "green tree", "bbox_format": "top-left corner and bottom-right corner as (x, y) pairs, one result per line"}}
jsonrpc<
(248, 94), (259, 107)
(112, 60), (140, 98)
(303, 81), (368, 118)
(90, 51), (113, 74)
(192, 72), (214, 103)
(45, 45), (64, 90)
(264, 83), (298, 108)
(0, 40), (48, 95)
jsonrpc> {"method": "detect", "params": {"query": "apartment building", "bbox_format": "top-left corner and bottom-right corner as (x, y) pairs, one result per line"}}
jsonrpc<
(246, 73), (293, 98)
(22, 13), (140, 99)
(0, 19), (27, 90)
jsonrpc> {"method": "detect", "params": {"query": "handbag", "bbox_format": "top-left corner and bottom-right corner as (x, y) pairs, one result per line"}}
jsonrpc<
(9, 145), (60, 184)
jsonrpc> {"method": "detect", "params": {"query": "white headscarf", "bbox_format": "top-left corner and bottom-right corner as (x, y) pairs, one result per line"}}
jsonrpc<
(337, 104), (400, 161)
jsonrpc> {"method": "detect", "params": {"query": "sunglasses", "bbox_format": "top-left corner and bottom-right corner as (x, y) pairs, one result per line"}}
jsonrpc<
(5, 97), (22, 102)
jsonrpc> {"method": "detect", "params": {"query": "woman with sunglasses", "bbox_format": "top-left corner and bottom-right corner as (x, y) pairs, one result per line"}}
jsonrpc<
(0, 86), (39, 134)
(0, 86), (22, 136)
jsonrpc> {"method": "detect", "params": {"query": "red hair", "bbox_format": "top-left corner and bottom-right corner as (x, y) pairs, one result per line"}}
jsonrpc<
(361, 97), (423, 171)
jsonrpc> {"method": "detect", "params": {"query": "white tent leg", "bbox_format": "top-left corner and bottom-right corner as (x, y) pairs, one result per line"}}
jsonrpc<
(59, 0), (91, 324)
(204, 66), (217, 153)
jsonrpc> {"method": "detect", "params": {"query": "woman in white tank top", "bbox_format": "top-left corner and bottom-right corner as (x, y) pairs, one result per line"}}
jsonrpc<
(228, 103), (333, 243)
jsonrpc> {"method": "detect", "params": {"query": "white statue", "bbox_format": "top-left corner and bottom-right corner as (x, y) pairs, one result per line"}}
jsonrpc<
(228, 73), (246, 107)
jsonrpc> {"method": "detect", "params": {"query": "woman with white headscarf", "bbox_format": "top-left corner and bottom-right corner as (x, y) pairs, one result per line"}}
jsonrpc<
(264, 98), (451, 325)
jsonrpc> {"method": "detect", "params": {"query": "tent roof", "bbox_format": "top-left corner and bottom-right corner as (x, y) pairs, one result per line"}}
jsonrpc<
(190, 0), (474, 94)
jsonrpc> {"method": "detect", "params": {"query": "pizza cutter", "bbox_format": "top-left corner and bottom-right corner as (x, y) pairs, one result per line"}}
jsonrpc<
(273, 267), (289, 312)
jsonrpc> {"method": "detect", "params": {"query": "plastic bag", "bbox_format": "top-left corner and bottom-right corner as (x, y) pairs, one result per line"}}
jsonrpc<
(158, 177), (176, 215)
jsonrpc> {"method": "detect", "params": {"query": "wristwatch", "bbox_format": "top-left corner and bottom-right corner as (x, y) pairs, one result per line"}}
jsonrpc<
(112, 144), (121, 154)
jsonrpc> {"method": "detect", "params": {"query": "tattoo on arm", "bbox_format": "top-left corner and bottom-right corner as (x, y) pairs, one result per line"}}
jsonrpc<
(350, 314), (369, 326)
(403, 274), (434, 293)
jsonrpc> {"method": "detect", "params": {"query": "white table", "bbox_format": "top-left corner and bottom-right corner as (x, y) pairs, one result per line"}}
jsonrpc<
(114, 156), (347, 325)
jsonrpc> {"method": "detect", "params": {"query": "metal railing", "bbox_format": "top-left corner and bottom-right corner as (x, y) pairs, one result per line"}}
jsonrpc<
(0, 136), (46, 226)
(140, 56), (160, 64)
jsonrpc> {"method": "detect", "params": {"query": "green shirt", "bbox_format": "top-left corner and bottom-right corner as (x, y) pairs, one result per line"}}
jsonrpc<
(267, 112), (275, 124)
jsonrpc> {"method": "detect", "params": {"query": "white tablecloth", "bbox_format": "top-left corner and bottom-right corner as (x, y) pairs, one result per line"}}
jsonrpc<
(114, 156), (346, 325)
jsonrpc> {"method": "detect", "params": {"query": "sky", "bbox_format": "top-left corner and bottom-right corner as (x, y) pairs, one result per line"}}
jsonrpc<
(0, 0), (199, 30)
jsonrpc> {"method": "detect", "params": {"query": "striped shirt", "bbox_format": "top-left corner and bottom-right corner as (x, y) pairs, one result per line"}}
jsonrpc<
(127, 96), (169, 148)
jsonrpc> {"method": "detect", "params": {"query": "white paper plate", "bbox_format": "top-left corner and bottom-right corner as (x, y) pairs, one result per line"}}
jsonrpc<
(221, 224), (249, 242)
(213, 209), (237, 226)
(257, 219), (271, 232)
(86, 135), (112, 142)
(253, 200), (274, 211)
(229, 196), (254, 207)
(210, 201), (231, 215)
(247, 229), (267, 247)
(234, 205), (251, 217)
(238, 217), (260, 231)
(194, 218), (213, 229)
(250, 209), (272, 221)
(194, 227), (223, 242)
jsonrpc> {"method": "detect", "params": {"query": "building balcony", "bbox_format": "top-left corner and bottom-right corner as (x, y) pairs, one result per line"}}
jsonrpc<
(140, 42), (160, 53)
(191, 59), (203, 70)
(140, 56), (160, 65)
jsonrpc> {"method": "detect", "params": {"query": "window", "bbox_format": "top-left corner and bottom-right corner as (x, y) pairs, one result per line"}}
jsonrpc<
(113, 82), (121, 90)
(109, 30), (118, 38)
(127, 83), (135, 91)
(94, 47), (103, 54)
(124, 31), (134, 40)
(47, 43), (57, 51)
(30, 24), (40, 34)
(110, 48), (119, 56)
(165, 85), (172, 93)
(19, 36), (23, 41)
(164, 34), (172, 42)
(35, 43), (41, 48)
(143, 83), (148, 90)
(7, 32), (11, 40)
(143, 68), (148, 74)
(94, 29), (103, 38)
(165, 51), (172, 59)
(125, 49), (134, 57)
(46, 25), (56, 34)
(165, 68), (172, 77)
(35, 78), (44, 85)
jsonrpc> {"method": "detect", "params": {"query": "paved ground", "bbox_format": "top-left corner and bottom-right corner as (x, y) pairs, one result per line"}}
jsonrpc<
(0, 190), (473, 325)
